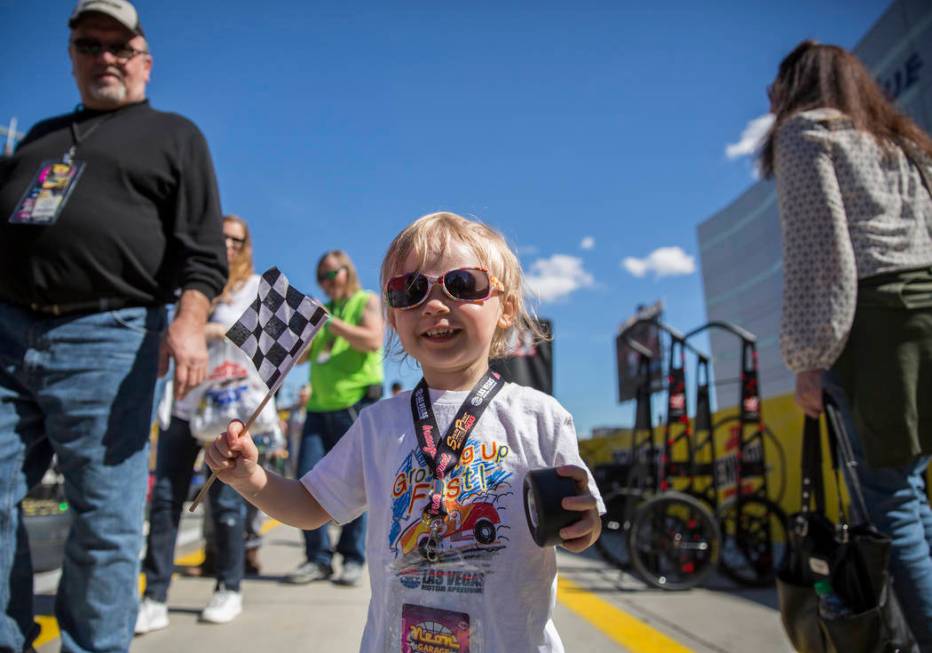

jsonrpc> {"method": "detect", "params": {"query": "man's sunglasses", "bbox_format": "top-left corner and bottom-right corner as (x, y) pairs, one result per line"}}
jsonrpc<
(384, 267), (503, 310)
(72, 38), (148, 61)
(317, 266), (346, 283)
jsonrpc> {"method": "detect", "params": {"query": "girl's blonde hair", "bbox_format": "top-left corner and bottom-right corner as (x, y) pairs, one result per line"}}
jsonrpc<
(380, 211), (548, 359)
(316, 249), (362, 297)
(218, 214), (254, 304)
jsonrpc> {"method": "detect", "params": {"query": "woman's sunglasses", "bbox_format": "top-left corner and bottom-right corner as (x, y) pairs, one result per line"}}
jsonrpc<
(384, 267), (503, 310)
(317, 266), (346, 283)
(224, 234), (246, 250)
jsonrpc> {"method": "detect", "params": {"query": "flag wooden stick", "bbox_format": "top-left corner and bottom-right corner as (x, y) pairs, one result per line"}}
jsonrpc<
(188, 389), (276, 512)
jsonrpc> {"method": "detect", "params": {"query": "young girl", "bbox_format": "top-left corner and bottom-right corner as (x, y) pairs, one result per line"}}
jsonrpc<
(206, 211), (604, 651)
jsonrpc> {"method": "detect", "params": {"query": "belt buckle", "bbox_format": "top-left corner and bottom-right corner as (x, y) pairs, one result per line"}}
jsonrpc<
(30, 303), (62, 316)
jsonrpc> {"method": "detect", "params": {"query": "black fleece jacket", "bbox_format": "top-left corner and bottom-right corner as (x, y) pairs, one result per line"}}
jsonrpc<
(0, 100), (227, 308)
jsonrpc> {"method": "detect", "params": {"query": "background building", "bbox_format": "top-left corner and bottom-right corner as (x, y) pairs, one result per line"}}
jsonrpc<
(697, 0), (932, 406)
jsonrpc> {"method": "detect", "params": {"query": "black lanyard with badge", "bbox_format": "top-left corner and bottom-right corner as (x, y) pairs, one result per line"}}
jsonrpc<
(410, 369), (504, 562)
(399, 370), (505, 653)
(9, 110), (113, 226)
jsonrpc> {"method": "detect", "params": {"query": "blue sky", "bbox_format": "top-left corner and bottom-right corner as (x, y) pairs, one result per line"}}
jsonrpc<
(0, 0), (887, 436)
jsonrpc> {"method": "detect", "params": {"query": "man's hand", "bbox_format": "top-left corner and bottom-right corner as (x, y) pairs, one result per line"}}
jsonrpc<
(794, 369), (824, 418)
(158, 289), (211, 399)
(556, 465), (602, 553)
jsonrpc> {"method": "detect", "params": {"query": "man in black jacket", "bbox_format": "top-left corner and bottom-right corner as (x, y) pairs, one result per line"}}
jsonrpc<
(0, 2), (227, 651)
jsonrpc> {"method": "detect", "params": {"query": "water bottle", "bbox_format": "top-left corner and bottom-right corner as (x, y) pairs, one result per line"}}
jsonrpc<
(814, 579), (852, 619)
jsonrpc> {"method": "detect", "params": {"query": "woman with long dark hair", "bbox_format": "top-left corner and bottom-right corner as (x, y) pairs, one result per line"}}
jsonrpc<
(764, 40), (932, 647)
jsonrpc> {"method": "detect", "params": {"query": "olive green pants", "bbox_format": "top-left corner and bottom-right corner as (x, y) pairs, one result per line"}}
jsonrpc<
(833, 266), (932, 468)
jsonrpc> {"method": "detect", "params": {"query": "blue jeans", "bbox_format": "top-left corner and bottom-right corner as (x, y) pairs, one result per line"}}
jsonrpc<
(142, 417), (246, 601)
(824, 378), (932, 649)
(295, 400), (372, 567)
(0, 303), (164, 653)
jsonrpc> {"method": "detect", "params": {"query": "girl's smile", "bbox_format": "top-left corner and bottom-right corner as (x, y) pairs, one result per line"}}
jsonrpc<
(420, 325), (460, 342)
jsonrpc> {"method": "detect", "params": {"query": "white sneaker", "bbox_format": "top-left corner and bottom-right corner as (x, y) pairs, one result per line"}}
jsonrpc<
(134, 597), (169, 635)
(200, 588), (242, 624)
(333, 561), (364, 587)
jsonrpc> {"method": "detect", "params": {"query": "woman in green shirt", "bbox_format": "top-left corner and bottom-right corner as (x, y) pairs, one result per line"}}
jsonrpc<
(286, 250), (384, 586)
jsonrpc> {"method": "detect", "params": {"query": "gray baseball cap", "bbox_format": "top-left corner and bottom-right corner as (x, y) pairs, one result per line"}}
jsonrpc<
(69, 0), (144, 36)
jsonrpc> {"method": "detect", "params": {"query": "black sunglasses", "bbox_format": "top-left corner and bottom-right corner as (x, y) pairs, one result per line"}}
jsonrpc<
(72, 37), (148, 61)
(384, 267), (502, 310)
(317, 266), (346, 283)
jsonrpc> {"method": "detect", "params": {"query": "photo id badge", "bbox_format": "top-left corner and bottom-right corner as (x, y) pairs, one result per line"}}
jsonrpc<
(401, 604), (470, 653)
(9, 159), (85, 225)
(387, 551), (485, 652)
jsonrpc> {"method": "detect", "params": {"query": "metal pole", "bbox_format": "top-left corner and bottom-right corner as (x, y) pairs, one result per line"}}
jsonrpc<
(2, 117), (21, 156)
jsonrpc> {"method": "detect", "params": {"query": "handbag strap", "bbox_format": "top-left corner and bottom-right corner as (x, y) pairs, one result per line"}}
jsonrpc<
(823, 392), (873, 528)
(800, 414), (827, 519)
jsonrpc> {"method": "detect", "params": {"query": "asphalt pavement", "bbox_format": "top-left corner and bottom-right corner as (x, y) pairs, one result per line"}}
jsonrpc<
(32, 510), (794, 653)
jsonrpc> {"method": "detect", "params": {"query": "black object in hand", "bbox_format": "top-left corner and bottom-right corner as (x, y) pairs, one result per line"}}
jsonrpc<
(523, 467), (579, 547)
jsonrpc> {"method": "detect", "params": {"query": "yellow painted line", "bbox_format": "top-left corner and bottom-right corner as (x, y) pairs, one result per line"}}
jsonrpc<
(33, 615), (59, 648)
(260, 518), (281, 535)
(36, 520), (282, 648)
(174, 548), (206, 568)
(557, 577), (695, 653)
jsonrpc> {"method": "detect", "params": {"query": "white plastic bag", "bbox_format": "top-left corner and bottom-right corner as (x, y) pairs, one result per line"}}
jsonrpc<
(189, 340), (278, 443)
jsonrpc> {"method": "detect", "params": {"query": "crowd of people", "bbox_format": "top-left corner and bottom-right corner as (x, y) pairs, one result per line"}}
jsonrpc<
(0, 1), (929, 652)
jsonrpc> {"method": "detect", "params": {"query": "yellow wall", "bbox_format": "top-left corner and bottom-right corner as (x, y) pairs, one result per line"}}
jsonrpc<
(580, 393), (932, 518)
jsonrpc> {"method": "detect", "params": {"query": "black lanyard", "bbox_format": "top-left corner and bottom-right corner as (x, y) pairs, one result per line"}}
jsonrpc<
(64, 108), (117, 163)
(410, 370), (504, 530)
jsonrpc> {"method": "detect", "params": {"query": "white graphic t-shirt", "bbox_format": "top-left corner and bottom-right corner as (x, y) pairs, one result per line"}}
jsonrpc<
(302, 382), (604, 652)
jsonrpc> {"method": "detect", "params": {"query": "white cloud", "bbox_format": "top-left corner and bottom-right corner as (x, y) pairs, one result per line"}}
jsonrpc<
(580, 236), (595, 250)
(525, 254), (594, 303)
(622, 246), (695, 279)
(725, 113), (774, 160)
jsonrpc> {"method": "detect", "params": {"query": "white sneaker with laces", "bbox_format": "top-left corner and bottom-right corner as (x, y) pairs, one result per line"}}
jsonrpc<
(200, 588), (242, 624)
(134, 597), (169, 635)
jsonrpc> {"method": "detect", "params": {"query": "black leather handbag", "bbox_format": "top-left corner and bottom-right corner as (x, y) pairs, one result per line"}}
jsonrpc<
(776, 394), (917, 653)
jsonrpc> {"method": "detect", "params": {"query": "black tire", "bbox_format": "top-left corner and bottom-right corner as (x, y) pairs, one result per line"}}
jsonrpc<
(473, 520), (496, 545)
(628, 491), (719, 590)
(594, 493), (632, 570)
(716, 495), (788, 587)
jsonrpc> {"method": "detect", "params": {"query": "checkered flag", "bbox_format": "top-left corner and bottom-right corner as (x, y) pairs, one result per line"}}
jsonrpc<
(226, 267), (328, 392)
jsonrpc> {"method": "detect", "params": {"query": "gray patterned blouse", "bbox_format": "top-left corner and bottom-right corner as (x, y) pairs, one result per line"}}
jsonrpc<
(775, 108), (932, 373)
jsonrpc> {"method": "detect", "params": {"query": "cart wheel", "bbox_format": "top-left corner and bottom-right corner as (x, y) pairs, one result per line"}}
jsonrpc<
(628, 491), (719, 591)
(716, 496), (788, 587)
(594, 494), (632, 570)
